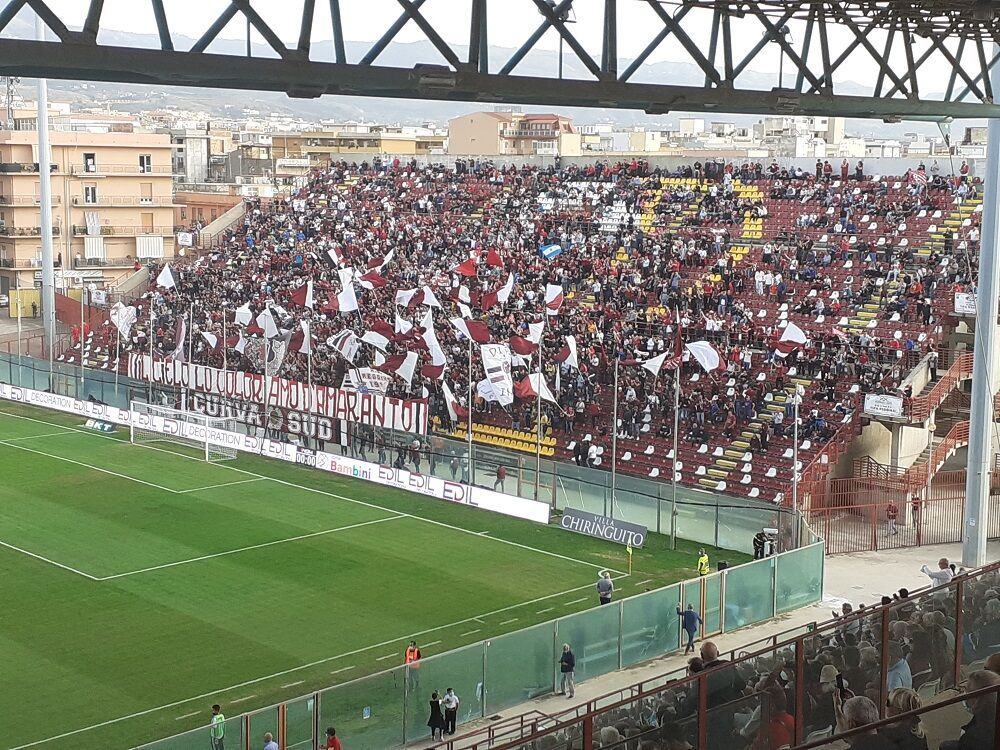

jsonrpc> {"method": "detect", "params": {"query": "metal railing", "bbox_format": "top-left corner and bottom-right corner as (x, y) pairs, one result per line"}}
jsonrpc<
(0, 225), (61, 236)
(71, 224), (174, 236)
(443, 560), (1000, 750)
(908, 351), (974, 420)
(72, 256), (140, 269)
(70, 195), (173, 207)
(0, 194), (61, 205)
(70, 164), (172, 175)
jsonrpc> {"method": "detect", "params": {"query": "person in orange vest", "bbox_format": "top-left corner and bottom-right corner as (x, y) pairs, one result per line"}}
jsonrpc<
(405, 640), (421, 691)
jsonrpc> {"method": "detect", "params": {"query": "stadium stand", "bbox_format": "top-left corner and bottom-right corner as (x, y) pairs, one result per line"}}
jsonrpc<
(433, 560), (1000, 750)
(59, 158), (982, 506)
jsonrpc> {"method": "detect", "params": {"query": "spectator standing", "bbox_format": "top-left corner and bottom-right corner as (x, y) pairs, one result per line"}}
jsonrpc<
(442, 687), (460, 735)
(559, 643), (576, 698)
(210, 704), (226, 750)
(887, 642), (913, 690)
(886, 501), (899, 536)
(427, 691), (445, 742)
(262, 732), (279, 750)
(405, 640), (421, 691)
(493, 464), (507, 492)
(921, 558), (954, 586)
(322, 727), (343, 750)
(596, 571), (614, 605)
(677, 602), (702, 655)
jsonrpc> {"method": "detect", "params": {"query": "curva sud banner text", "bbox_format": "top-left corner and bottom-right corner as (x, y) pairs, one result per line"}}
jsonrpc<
(127, 354), (428, 435)
(0, 384), (549, 525)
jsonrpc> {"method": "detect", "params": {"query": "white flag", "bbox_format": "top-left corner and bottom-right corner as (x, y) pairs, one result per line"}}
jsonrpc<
(780, 321), (808, 345)
(641, 352), (669, 377)
(234, 302), (253, 327)
(686, 340), (723, 372)
(256, 308), (279, 339)
(395, 288), (418, 307)
(497, 272), (515, 304)
(544, 283), (564, 316)
(156, 264), (176, 289)
(361, 329), (390, 351)
(394, 312), (413, 336)
(527, 372), (557, 403)
(396, 351), (418, 387)
(421, 285), (442, 308)
(109, 302), (138, 338)
(527, 320), (545, 345)
(421, 307), (446, 364)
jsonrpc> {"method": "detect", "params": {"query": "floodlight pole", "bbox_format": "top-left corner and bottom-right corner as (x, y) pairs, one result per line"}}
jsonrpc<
(670, 364), (680, 550)
(610, 355), (618, 519)
(792, 386), (800, 516)
(35, 13), (55, 372)
(962, 44), (1000, 568)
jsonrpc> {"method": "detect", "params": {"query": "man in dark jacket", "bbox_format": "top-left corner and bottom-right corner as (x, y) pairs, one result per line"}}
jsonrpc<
(677, 603), (702, 655)
(941, 670), (1000, 750)
(559, 643), (576, 698)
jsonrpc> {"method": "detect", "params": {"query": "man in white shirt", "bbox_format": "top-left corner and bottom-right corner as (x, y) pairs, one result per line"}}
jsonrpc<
(921, 558), (954, 586)
(442, 687), (460, 735)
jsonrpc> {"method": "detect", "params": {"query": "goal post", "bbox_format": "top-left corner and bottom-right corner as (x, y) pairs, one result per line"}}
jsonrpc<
(129, 400), (238, 462)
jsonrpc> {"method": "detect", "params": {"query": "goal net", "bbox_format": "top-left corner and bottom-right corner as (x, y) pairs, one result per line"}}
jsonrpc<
(129, 401), (238, 462)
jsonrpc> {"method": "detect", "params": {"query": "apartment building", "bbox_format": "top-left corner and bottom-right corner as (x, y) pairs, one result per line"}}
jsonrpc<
(272, 126), (446, 163)
(447, 112), (580, 156)
(0, 130), (176, 294)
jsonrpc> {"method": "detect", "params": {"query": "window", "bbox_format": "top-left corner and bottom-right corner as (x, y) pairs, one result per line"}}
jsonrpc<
(140, 212), (154, 233)
(210, 208), (217, 221)
(179, 207), (187, 220)
(83, 153), (96, 173)
(140, 182), (153, 205)
(138, 154), (152, 173)
(84, 184), (98, 204)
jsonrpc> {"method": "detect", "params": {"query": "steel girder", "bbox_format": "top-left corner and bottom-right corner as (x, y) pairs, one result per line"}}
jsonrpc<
(0, 0), (998, 119)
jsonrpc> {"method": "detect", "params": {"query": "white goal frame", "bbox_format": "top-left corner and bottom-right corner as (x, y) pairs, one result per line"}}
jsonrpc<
(129, 400), (238, 462)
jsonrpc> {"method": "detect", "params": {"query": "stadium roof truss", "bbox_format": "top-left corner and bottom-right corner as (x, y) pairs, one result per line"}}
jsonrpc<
(1, 1), (1000, 120)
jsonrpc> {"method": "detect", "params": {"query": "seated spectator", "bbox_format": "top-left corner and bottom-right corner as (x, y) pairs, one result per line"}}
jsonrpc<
(835, 695), (893, 749)
(879, 687), (927, 750)
(941, 670), (1000, 750)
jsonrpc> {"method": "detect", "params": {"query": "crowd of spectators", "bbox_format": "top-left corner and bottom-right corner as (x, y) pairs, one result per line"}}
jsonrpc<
(521, 565), (1000, 750)
(85, 156), (981, 491)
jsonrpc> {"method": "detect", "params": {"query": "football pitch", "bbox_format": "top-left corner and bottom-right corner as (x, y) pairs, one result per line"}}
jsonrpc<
(0, 401), (746, 750)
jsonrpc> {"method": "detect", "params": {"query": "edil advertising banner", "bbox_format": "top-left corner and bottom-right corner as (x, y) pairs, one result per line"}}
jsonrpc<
(558, 507), (646, 548)
(0, 384), (549, 525)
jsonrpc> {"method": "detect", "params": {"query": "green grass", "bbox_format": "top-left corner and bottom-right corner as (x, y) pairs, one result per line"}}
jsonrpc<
(0, 402), (747, 750)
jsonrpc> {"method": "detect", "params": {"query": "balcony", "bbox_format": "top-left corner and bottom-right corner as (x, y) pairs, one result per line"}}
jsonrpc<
(71, 164), (172, 176)
(73, 256), (139, 269)
(0, 162), (59, 173)
(0, 257), (63, 268)
(72, 225), (174, 237)
(71, 195), (172, 207)
(0, 195), (62, 206)
(0, 225), (61, 237)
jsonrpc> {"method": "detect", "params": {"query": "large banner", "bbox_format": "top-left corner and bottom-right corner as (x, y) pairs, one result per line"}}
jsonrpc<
(0, 384), (549, 524)
(863, 393), (905, 419)
(127, 354), (427, 435)
(184, 391), (347, 445)
(954, 292), (977, 316)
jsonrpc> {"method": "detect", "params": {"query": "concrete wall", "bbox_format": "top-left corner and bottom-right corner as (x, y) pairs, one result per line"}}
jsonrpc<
(835, 419), (931, 475)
